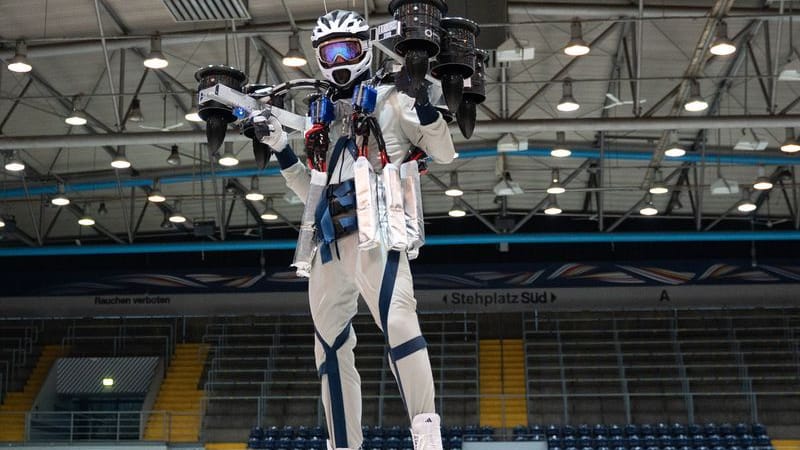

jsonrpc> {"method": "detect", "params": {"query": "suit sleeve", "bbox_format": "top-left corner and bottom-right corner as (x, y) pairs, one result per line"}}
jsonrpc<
(395, 92), (456, 165)
(280, 160), (311, 204)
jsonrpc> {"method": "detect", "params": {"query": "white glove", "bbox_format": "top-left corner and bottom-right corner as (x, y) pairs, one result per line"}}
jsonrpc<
(253, 115), (288, 151)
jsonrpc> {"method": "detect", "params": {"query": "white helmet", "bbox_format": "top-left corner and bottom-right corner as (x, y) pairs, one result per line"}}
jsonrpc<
(311, 10), (372, 88)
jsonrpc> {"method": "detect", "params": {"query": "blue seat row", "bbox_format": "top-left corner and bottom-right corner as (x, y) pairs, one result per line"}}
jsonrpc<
(250, 426), (327, 440)
(248, 436), (327, 450)
(546, 434), (769, 448)
(532, 424), (766, 439)
(547, 446), (776, 450)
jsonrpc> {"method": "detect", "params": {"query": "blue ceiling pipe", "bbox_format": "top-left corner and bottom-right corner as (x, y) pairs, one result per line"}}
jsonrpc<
(0, 231), (799, 257)
(1, 146), (797, 201)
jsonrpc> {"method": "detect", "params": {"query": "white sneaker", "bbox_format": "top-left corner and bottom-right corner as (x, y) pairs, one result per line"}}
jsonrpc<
(411, 413), (443, 450)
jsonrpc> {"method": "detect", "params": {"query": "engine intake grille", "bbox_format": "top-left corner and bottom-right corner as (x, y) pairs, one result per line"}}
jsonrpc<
(161, 0), (250, 22)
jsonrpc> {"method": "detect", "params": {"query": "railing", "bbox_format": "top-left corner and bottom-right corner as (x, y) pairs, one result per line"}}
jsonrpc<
(19, 410), (202, 443)
(524, 310), (800, 425)
(60, 335), (171, 368)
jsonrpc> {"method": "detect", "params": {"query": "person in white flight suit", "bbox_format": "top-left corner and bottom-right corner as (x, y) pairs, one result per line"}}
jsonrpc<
(260, 9), (456, 450)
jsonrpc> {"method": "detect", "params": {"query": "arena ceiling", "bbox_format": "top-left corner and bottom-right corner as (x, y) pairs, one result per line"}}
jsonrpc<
(0, 0), (800, 249)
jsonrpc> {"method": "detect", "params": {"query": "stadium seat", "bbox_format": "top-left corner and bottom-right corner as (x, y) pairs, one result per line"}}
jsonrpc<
(613, 446), (627, 450)
(720, 424), (734, 436)
(372, 426), (385, 438)
(578, 425), (591, 436)
(663, 446), (677, 450)
(712, 445), (727, 450)
(645, 446), (660, 450)
(564, 435), (578, 447)
(403, 436), (414, 449)
(643, 435), (657, 447)
(578, 435), (592, 448)
(291, 437), (307, 450)
(611, 435), (624, 446)
(755, 435), (771, 446)
(739, 434), (754, 446)
(688, 425), (703, 436)
(595, 425), (609, 437)
(595, 435), (609, 447)
(386, 436), (401, 450)
(674, 434), (689, 447)
(724, 435), (739, 446)
(480, 426), (495, 436)
(580, 446), (593, 450)
(678, 446), (692, 450)
(728, 446), (742, 450)
(548, 435), (561, 447)
(277, 437), (292, 449)
(658, 434), (673, 447)
(671, 424), (687, 437)
(267, 426), (281, 439)
(513, 425), (528, 436)
(297, 426), (309, 438)
(751, 425), (766, 436)
(655, 424), (669, 436)
(707, 434), (722, 447)
(369, 436), (384, 450)
(597, 446), (610, 450)
(734, 424), (749, 436)
(564, 426), (577, 437)
(281, 426), (295, 439)
(308, 437), (324, 450)
(624, 425), (639, 437)
(449, 426), (463, 438)
(387, 426), (403, 439)
(640, 425), (654, 437)
(548, 425), (562, 437)
(692, 435), (707, 446)
(704, 424), (718, 437)
(530, 425), (544, 436)
(311, 427), (325, 439)
(481, 436), (494, 442)
(626, 434), (641, 447)
(610, 425), (623, 436)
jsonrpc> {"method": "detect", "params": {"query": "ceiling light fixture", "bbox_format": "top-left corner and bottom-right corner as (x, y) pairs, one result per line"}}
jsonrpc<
(218, 145), (239, 167)
(448, 199), (466, 218)
(781, 128), (800, 153)
(7, 41), (32, 73)
(148, 181), (166, 203)
(737, 189), (757, 213)
(128, 98), (144, 122)
(4, 151), (25, 172)
(639, 196), (658, 216)
(166, 145), (181, 166)
(557, 78), (580, 112)
(563, 19), (590, 56)
(664, 131), (686, 157)
(649, 169), (669, 195)
(445, 172), (464, 197)
(752, 166), (773, 191)
(143, 35), (168, 69)
(260, 198), (279, 221)
(282, 33), (308, 67)
(185, 94), (203, 123)
(78, 213), (96, 227)
(546, 169), (566, 195)
(246, 176), (265, 201)
(710, 21), (737, 56)
(684, 80), (709, 112)
(110, 148), (131, 169)
(551, 131), (572, 158)
(0, 217), (5, 228)
(168, 200), (187, 223)
(65, 110), (87, 126)
(543, 195), (562, 215)
(51, 183), (70, 206)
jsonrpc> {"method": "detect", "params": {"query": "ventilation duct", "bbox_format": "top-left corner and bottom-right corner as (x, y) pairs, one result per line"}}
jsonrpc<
(161, 0), (250, 22)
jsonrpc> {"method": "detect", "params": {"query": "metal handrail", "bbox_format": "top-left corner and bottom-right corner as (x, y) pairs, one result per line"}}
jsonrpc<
(19, 410), (203, 443)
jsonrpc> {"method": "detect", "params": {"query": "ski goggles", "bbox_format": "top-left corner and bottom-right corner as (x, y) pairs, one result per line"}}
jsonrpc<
(318, 39), (364, 67)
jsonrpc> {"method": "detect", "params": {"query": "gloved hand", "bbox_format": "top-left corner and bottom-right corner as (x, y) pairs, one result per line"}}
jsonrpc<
(305, 123), (331, 171)
(253, 114), (288, 151)
(412, 83), (438, 126)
